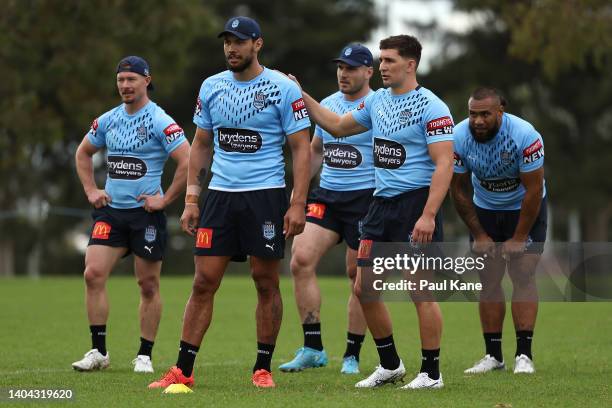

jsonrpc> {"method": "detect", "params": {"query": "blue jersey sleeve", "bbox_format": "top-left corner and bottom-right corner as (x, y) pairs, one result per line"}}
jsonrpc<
(313, 125), (323, 139)
(193, 80), (213, 130)
(86, 112), (110, 148)
(423, 99), (454, 144)
(155, 112), (188, 154)
(350, 92), (374, 129)
(280, 81), (311, 136)
(453, 121), (469, 174)
(519, 130), (545, 172)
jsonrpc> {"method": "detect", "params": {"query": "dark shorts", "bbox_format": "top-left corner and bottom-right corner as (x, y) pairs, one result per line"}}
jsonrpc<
(194, 188), (288, 259)
(358, 187), (443, 266)
(88, 206), (167, 261)
(473, 198), (547, 254)
(306, 187), (374, 250)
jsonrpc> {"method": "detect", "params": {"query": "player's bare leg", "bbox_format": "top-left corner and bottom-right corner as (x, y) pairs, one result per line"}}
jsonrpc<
(279, 224), (337, 372)
(508, 253), (540, 373)
(72, 245), (126, 371)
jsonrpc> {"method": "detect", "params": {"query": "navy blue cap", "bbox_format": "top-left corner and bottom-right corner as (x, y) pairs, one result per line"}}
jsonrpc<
(332, 44), (373, 67)
(116, 56), (153, 90)
(217, 16), (261, 40)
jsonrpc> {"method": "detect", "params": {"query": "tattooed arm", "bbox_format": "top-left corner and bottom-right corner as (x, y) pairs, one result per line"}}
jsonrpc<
(180, 128), (214, 236)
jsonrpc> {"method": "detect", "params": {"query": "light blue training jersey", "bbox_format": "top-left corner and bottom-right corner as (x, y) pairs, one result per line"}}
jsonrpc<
(193, 68), (311, 191)
(351, 86), (454, 197)
(87, 101), (187, 209)
(314, 90), (375, 191)
(453, 113), (546, 210)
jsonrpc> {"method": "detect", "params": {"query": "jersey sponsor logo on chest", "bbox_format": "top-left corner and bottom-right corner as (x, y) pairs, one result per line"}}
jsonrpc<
(373, 138), (406, 169)
(107, 156), (147, 180)
(522, 139), (544, 164)
(217, 128), (262, 153)
(478, 178), (521, 192)
(291, 98), (309, 121)
(323, 143), (362, 169)
(426, 116), (454, 136)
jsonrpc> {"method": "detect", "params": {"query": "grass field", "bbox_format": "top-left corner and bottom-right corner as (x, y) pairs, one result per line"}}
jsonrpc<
(0, 276), (610, 407)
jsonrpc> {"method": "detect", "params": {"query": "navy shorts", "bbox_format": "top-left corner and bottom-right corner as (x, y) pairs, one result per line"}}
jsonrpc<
(473, 198), (547, 254)
(194, 188), (288, 259)
(358, 187), (443, 266)
(306, 187), (374, 250)
(88, 206), (167, 261)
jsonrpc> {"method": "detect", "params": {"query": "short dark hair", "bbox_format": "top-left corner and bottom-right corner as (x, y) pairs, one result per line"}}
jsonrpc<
(379, 35), (422, 67)
(471, 87), (507, 107)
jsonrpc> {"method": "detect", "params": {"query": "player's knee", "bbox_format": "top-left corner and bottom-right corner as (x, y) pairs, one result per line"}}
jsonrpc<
(251, 271), (279, 297)
(191, 272), (221, 299)
(290, 250), (315, 277)
(84, 265), (106, 289)
(346, 264), (357, 281)
(137, 276), (159, 300)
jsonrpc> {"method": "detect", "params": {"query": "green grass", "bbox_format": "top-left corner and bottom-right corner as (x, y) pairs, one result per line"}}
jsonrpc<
(0, 276), (610, 407)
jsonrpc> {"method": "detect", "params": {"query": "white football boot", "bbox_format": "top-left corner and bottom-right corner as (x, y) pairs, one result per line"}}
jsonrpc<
(464, 354), (505, 374)
(132, 355), (154, 373)
(72, 349), (110, 371)
(355, 360), (406, 388)
(400, 372), (444, 389)
(513, 354), (535, 374)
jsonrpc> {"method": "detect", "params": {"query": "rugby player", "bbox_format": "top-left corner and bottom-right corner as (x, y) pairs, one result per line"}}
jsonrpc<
(451, 87), (546, 375)
(279, 44), (374, 375)
(73, 56), (190, 373)
(148, 16), (311, 389)
(289, 35), (454, 389)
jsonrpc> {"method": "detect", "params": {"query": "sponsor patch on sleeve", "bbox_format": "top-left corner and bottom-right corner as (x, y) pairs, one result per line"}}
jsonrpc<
(522, 139), (544, 164)
(89, 118), (99, 136)
(426, 116), (454, 136)
(291, 98), (309, 121)
(195, 97), (202, 117)
(163, 123), (185, 144)
(357, 100), (365, 110)
(453, 152), (464, 167)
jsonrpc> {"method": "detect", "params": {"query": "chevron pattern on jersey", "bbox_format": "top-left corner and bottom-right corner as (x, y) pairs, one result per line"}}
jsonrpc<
(212, 79), (282, 126)
(106, 109), (154, 154)
(375, 91), (429, 137)
(465, 129), (519, 179)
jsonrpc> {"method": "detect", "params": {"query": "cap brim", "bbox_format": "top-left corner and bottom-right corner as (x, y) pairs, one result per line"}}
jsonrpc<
(332, 57), (369, 67)
(217, 30), (252, 40)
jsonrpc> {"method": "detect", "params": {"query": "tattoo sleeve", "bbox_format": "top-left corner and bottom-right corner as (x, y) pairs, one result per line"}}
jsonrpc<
(450, 174), (487, 237)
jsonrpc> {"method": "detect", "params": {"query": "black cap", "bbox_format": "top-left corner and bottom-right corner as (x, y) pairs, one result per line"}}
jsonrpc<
(116, 56), (153, 90)
(332, 44), (373, 67)
(217, 16), (261, 40)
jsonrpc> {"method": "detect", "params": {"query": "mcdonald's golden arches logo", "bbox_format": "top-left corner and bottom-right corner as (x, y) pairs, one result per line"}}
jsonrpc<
(92, 221), (111, 240)
(196, 228), (213, 249)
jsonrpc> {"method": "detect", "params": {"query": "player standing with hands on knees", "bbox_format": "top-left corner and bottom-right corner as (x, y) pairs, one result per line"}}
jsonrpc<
(73, 56), (189, 373)
(451, 87), (546, 375)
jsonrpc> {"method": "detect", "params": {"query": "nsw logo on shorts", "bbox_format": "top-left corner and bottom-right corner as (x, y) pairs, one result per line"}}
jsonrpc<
(144, 225), (157, 243)
(262, 221), (275, 240)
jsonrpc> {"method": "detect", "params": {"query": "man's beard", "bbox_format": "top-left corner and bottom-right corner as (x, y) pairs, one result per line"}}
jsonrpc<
(226, 54), (253, 73)
(469, 123), (500, 143)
